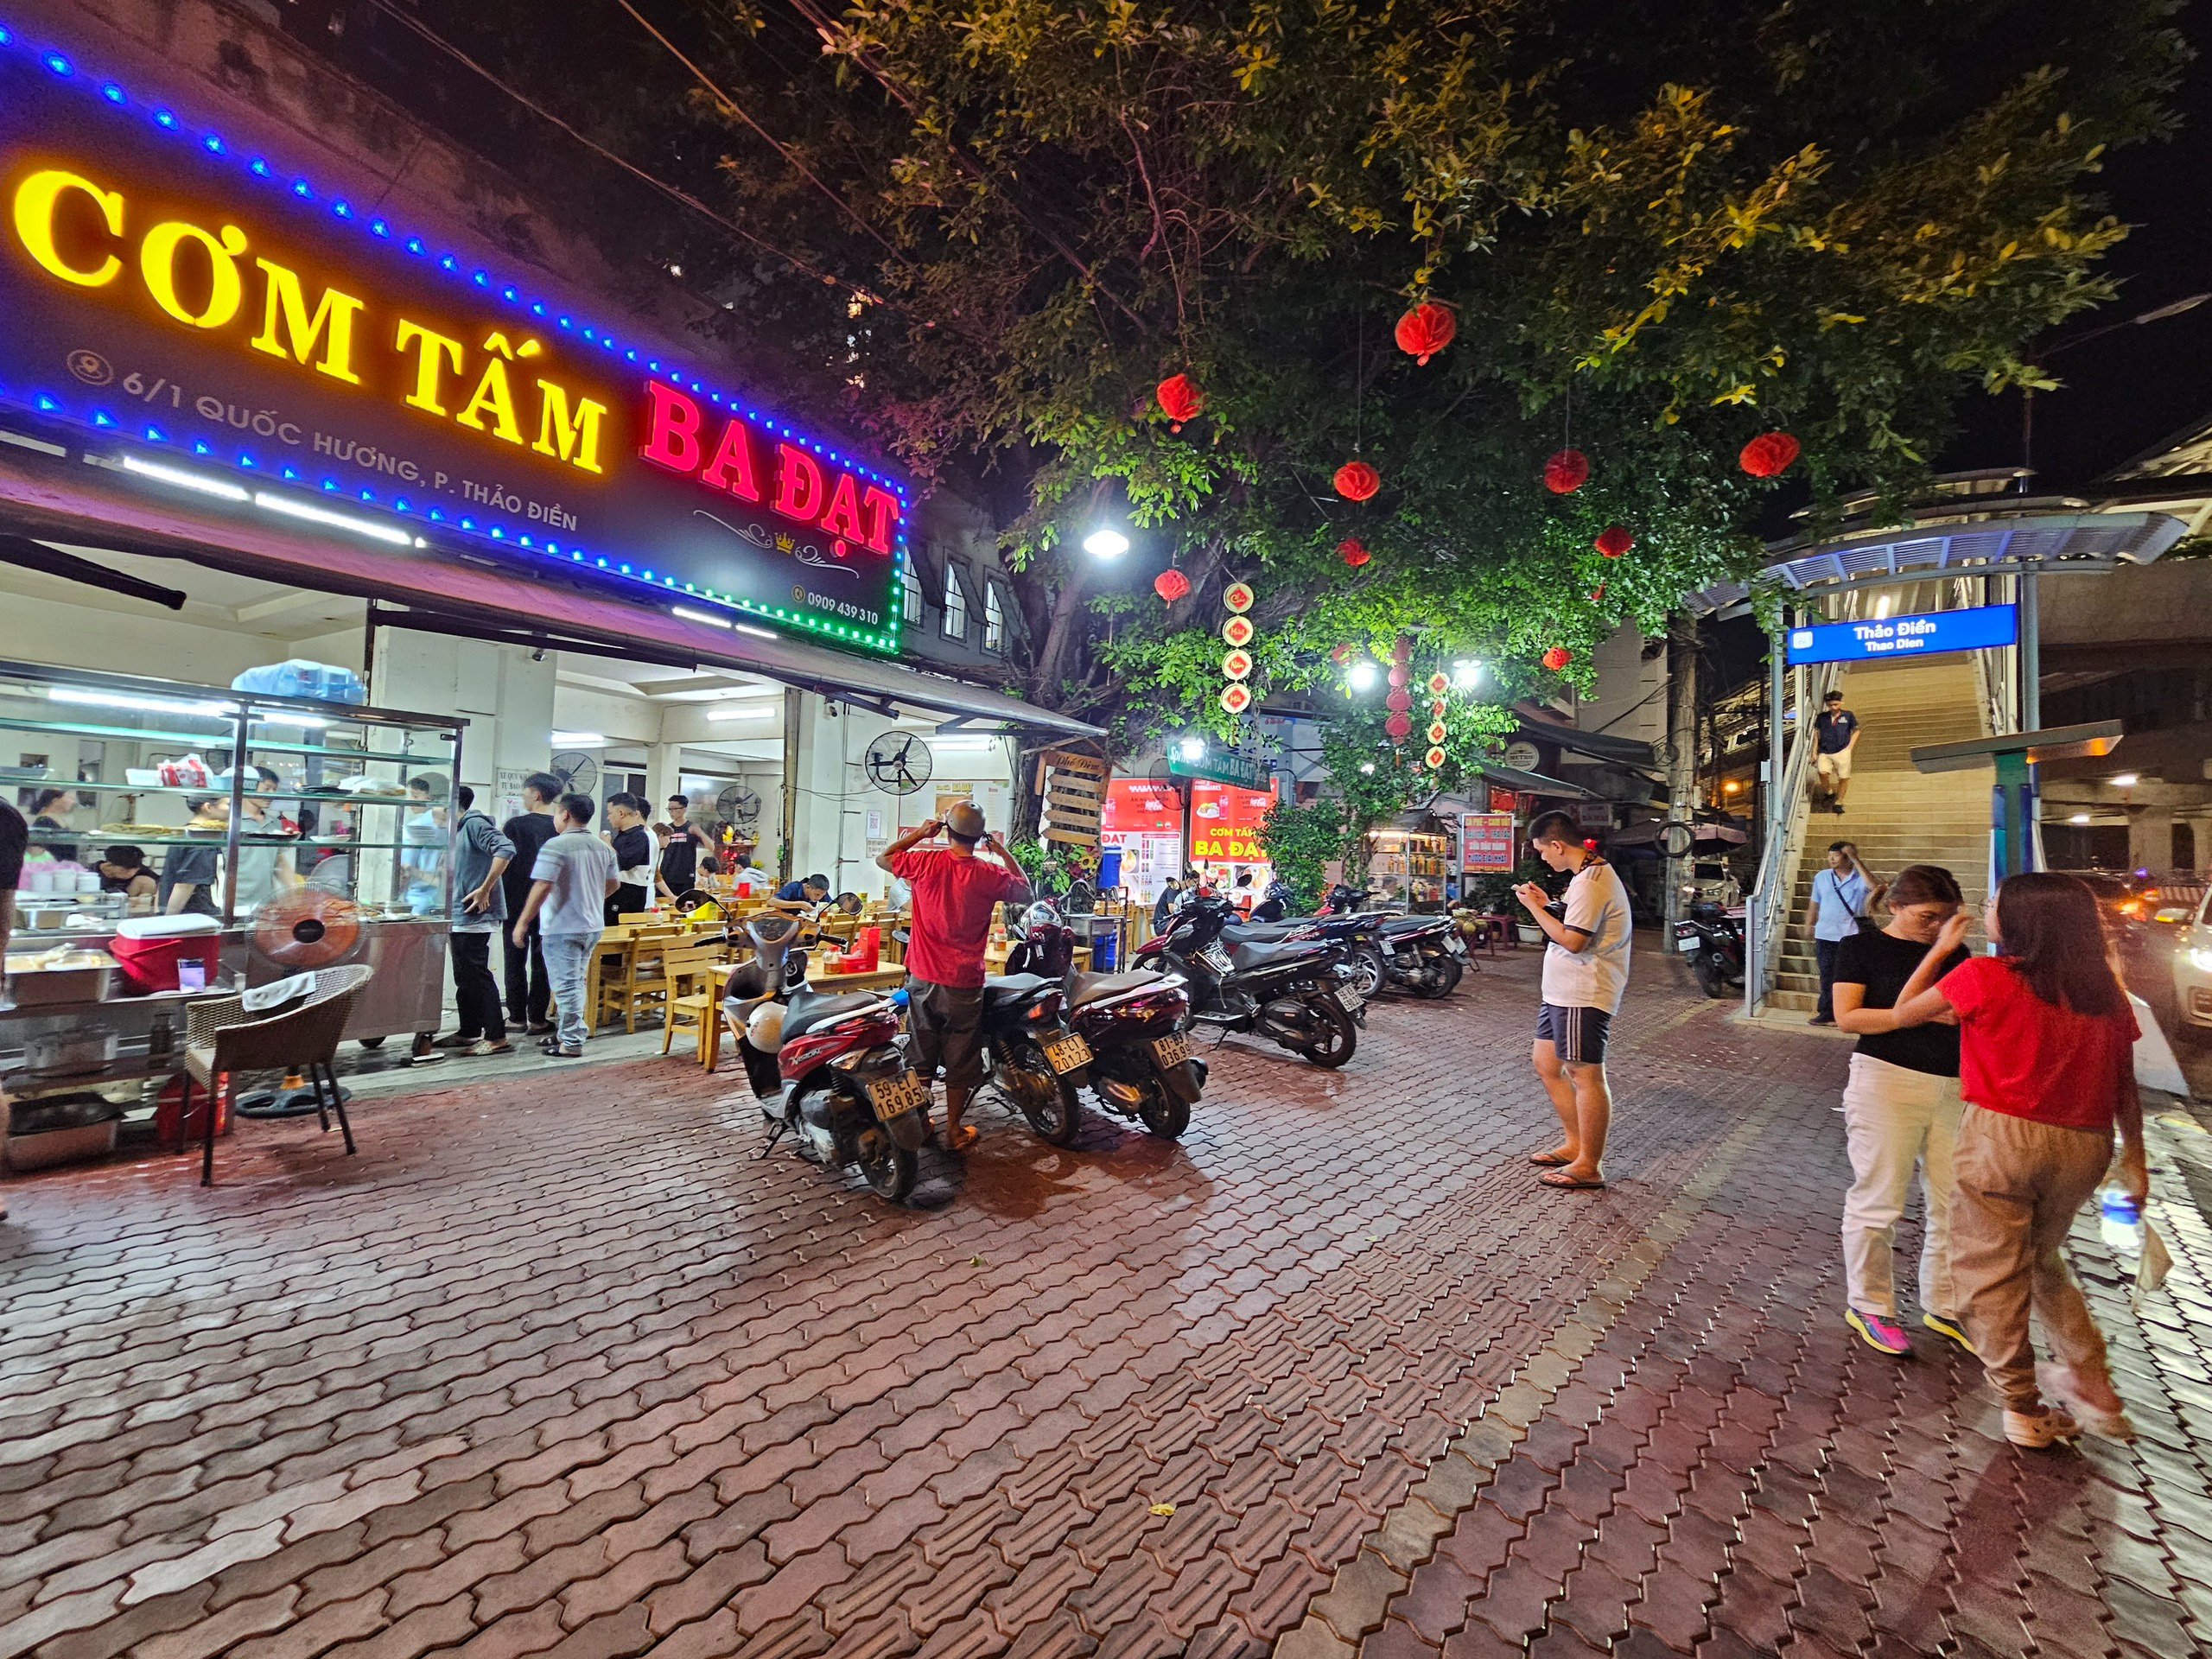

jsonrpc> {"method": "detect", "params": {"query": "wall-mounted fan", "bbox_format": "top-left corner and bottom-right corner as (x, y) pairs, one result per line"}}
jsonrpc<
(864, 732), (933, 796)
(717, 784), (764, 828)
(550, 751), (600, 796)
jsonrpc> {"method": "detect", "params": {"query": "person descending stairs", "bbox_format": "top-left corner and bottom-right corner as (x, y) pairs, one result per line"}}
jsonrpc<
(1770, 658), (1994, 1014)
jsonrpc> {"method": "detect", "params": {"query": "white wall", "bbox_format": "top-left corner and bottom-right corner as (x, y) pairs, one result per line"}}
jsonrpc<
(368, 632), (556, 801)
(1575, 625), (1667, 747)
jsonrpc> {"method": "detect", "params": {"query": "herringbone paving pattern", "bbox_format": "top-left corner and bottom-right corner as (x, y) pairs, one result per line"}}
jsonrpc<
(1, 944), (2205, 1659)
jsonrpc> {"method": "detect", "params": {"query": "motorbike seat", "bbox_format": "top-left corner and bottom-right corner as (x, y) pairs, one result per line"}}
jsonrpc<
(1378, 914), (1441, 935)
(1230, 937), (1332, 969)
(1069, 968), (1166, 1006)
(779, 990), (886, 1041)
(982, 973), (1052, 1009)
(1221, 920), (1307, 944)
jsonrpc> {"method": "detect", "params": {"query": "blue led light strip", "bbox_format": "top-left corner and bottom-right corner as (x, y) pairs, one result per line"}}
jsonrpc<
(0, 17), (907, 654)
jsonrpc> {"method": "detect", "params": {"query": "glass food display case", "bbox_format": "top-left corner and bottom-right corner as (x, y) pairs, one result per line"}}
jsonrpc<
(0, 660), (465, 1102)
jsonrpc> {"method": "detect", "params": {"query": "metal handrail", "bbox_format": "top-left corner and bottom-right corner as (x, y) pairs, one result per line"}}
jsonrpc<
(1745, 658), (1840, 1014)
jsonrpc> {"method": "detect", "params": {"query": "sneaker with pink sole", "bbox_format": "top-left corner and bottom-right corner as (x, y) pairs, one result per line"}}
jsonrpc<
(1846, 1308), (1911, 1356)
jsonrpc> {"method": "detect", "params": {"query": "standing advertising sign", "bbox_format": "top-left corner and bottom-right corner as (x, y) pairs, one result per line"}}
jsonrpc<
(1189, 781), (1275, 864)
(1102, 778), (1184, 904)
(1460, 812), (1516, 873)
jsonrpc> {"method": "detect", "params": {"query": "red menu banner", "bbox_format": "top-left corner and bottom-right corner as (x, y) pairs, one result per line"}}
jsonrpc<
(1103, 778), (1184, 836)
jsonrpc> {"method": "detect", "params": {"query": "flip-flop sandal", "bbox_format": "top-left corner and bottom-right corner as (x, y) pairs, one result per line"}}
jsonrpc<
(1539, 1171), (1606, 1191)
(1529, 1152), (1573, 1167)
(945, 1124), (979, 1152)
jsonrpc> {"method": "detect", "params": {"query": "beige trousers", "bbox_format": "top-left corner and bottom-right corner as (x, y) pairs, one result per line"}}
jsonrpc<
(1840, 1054), (1961, 1319)
(1948, 1104), (2114, 1410)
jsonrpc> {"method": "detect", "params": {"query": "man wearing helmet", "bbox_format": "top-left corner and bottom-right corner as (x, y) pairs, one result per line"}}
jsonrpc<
(877, 801), (1032, 1150)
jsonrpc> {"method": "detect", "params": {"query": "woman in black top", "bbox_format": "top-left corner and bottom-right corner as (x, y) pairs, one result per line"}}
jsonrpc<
(1830, 864), (1972, 1359)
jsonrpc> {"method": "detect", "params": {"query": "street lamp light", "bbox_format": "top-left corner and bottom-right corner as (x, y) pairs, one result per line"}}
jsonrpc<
(1452, 660), (1481, 689)
(1177, 734), (1206, 761)
(1083, 527), (1130, 558)
(1347, 661), (1379, 692)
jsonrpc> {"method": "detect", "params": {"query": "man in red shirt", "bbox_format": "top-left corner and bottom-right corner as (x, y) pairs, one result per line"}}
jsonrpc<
(877, 802), (1031, 1150)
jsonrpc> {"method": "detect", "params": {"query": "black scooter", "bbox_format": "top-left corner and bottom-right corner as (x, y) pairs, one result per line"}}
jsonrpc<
(1136, 893), (1363, 1067)
(1673, 891), (1746, 1000)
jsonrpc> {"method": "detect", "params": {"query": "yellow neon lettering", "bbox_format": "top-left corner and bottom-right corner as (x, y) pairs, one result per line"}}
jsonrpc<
(455, 356), (522, 445)
(394, 320), (465, 415)
(532, 380), (607, 474)
(251, 259), (365, 385)
(139, 219), (248, 328)
(12, 168), (124, 288)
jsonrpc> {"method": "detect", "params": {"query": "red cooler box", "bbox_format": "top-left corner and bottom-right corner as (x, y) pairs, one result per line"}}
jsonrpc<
(111, 931), (222, 995)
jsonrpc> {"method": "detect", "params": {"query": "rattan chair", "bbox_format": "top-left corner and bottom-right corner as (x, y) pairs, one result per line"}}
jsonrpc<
(185, 963), (376, 1185)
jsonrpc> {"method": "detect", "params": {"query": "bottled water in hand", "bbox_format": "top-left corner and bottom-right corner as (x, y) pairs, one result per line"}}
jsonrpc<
(2100, 1188), (2145, 1256)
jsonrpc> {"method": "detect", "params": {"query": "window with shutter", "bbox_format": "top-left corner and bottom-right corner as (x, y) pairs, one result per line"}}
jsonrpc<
(899, 563), (924, 626)
(983, 582), (1006, 652)
(942, 563), (969, 641)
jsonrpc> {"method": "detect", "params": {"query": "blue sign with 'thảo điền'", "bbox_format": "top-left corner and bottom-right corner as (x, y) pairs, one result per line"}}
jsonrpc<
(1784, 603), (2018, 666)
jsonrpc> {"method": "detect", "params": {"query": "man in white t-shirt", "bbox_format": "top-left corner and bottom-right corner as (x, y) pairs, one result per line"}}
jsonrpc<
(1515, 810), (1634, 1191)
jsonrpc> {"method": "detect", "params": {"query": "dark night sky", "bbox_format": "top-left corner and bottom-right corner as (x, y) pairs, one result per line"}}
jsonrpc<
(1940, 33), (2212, 487)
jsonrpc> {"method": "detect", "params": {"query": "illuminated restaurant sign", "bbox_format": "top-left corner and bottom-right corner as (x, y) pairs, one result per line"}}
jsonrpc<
(0, 27), (905, 652)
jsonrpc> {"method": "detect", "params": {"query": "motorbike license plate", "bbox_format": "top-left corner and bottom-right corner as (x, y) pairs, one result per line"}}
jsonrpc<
(1446, 935), (1468, 957)
(1041, 1033), (1092, 1074)
(1675, 930), (1701, 953)
(1336, 986), (1365, 1013)
(1151, 1031), (1192, 1068)
(867, 1071), (925, 1122)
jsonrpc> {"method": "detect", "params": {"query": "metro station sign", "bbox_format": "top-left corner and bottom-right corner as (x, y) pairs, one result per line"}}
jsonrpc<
(1785, 602), (2017, 667)
(0, 29), (905, 652)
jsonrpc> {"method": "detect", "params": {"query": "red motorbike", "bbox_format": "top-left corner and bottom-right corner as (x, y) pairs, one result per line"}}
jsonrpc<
(726, 917), (928, 1203)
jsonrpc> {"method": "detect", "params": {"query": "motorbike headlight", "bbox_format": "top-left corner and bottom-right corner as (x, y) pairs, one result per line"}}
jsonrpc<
(2190, 948), (2212, 974)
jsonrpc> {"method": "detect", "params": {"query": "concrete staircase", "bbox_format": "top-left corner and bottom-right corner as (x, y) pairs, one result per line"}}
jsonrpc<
(1768, 658), (1994, 1012)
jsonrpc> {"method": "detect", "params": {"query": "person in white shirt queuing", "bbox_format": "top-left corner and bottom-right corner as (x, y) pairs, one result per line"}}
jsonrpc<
(1516, 810), (1635, 1192)
(510, 793), (620, 1059)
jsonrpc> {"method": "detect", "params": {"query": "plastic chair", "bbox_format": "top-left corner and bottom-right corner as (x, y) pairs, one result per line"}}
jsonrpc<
(184, 963), (374, 1186)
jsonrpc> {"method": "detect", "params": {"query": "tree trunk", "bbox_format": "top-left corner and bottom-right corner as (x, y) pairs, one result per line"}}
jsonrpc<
(1664, 613), (1699, 928)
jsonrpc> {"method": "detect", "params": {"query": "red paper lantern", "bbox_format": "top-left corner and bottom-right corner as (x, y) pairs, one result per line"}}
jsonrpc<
(1543, 448), (1590, 493)
(1542, 645), (1572, 672)
(1385, 712), (1413, 740)
(1387, 668), (1409, 690)
(1593, 524), (1634, 558)
(1739, 430), (1801, 478)
(1394, 302), (1456, 366)
(1338, 537), (1371, 568)
(1155, 373), (1205, 432)
(1386, 688), (1412, 713)
(1334, 460), (1381, 501)
(1153, 568), (1191, 603)
(1391, 636), (1413, 664)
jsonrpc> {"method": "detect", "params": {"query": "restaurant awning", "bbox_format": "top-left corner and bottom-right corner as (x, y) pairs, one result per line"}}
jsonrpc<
(0, 456), (1103, 740)
(1471, 760), (1600, 799)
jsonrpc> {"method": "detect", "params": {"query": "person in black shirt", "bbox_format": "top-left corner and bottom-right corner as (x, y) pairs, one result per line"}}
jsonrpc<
(500, 772), (564, 1034)
(29, 787), (79, 862)
(773, 873), (830, 908)
(1811, 689), (1861, 815)
(603, 793), (655, 922)
(1830, 864), (1973, 1359)
(156, 797), (226, 918)
(655, 792), (709, 903)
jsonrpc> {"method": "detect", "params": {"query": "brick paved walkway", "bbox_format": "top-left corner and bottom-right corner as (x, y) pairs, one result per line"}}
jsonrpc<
(2, 944), (2208, 1659)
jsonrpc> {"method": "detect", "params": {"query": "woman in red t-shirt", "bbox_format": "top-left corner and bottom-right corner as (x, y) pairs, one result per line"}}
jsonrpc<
(1891, 872), (2144, 1448)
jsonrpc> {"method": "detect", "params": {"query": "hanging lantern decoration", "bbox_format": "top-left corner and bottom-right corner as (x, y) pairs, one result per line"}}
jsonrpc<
(1385, 711), (1413, 740)
(1394, 302), (1456, 366)
(1425, 746), (1447, 769)
(1153, 568), (1191, 603)
(1386, 688), (1412, 713)
(1338, 537), (1371, 569)
(1222, 614), (1255, 649)
(1330, 643), (1355, 664)
(1427, 672), (1448, 696)
(1543, 448), (1590, 493)
(1220, 683), (1254, 715)
(1739, 430), (1801, 478)
(1593, 524), (1634, 558)
(1392, 636), (1413, 665)
(1427, 721), (1448, 744)
(1220, 582), (1261, 729)
(1334, 460), (1381, 501)
(1224, 581), (1255, 613)
(1542, 645), (1572, 671)
(1425, 671), (1452, 769)
(1155, 373), (1206, 433)
(1222, 647), (1254, 679)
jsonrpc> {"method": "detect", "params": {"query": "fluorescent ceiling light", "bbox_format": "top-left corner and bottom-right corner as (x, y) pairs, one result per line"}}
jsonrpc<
(550, 730), (605, 747)
(2111, 772), (2139, 788)
(672, 606), (734, 630)
(706, 705), (777, 722)
(735, 624), (777, 641)
(929, 735), (1000, 752)
(2069, 812), (2092, 824)
(121, 454), (248, 502)
(48, 686), (237, 718)
(252, 490), (418, 548)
